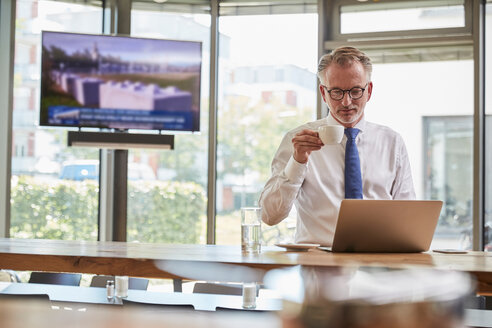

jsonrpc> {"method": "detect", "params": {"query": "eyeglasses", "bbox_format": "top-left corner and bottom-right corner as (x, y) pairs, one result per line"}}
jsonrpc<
(322, 83), (368, 101)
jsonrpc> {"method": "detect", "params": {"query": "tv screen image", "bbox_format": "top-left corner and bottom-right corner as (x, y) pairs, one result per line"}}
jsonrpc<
(40, 31), (202, 132)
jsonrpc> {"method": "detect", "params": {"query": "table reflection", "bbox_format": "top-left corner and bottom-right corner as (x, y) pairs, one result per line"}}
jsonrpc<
(265, 266), (473, 328)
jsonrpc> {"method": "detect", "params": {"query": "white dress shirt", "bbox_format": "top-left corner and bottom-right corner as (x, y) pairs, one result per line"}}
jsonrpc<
(258, 114), (416, 245)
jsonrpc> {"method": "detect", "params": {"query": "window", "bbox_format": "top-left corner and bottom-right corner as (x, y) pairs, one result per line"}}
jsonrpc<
(424, 116), (473, 249)
(6, 0), (486, 251)
(127, 6), (210, 244)
(325, 1), (475, 250)
(10, 0), (102, 240)
(215, 13), (318, 245)
(367, 53), (473, 250)
(340, 0), (466, 34)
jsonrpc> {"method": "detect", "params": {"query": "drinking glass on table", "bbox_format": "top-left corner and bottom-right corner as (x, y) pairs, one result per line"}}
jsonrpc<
(241, 207), (262, 254)
(115, 276), (128, 298)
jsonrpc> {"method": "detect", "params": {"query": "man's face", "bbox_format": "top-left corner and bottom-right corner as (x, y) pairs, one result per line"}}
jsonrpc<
(319, 62), (373, 128)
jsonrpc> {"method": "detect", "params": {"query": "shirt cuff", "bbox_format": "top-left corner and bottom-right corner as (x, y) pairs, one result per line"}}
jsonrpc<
(284, 156), (307, 184)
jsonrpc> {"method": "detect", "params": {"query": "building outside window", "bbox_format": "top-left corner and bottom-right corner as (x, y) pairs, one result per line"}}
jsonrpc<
(215, 13), (318, 245)
(127, 4), (211, 244)
(11, 0), (102, 240)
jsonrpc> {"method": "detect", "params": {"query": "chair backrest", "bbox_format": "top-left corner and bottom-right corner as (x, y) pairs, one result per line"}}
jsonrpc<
(28, 272), (81, 286)
(121, 298), (194, 311)
(90, 275), (149, 290)
(0, 293), (51, 307)
(89, 275), (114, 288)
(193, 282), (256, 296)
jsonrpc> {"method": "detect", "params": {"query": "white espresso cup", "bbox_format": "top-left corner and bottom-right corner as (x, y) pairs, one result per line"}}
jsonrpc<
(318, 125), (344, 145)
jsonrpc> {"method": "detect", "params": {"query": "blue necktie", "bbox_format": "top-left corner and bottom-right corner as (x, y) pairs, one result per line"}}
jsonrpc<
(345, 128), (363, 199)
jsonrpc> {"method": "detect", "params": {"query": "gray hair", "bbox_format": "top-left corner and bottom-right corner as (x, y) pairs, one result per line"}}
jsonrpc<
(317, 46), (372, 83)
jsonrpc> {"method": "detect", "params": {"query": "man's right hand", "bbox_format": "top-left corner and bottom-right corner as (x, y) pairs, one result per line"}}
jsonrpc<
(292, 129), (323, 164)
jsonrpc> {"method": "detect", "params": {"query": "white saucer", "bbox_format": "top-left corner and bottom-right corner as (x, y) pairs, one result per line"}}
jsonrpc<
(275, 243), (320, 251)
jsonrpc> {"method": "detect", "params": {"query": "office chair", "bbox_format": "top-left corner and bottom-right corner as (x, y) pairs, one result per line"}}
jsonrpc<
(0, 293), (51, 309)
(121, 298), (194, 312)
(28, 272), (81, 286)
(192, 282), (259, 296)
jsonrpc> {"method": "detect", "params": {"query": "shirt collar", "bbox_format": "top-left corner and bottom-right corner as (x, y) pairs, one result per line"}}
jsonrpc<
(326, 112), (366, 133)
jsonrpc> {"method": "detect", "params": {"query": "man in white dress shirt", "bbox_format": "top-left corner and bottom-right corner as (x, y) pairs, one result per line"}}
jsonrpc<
(259, 46), (416, 246)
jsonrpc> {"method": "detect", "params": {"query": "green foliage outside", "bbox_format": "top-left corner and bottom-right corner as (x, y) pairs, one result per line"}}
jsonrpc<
(154, 94), (314, 212)
(12, 77), (313, 244)
(217, 95), (313, 184)
(10, 176), (98, 240)
(155, 131), (209, 185)
(10, 176), (206, 243)
(127, 181), (206, 243)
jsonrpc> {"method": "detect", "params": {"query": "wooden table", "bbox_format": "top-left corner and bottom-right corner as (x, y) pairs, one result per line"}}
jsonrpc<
(0, 298), (281, 328)
(1, 295), (490, 328)
(1, 238), (492, 294)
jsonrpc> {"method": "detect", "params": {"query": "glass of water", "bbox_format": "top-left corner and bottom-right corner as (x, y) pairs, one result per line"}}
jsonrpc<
(241, 207), (262, 254)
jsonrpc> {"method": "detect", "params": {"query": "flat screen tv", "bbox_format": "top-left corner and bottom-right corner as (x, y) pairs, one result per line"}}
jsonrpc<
(40, 31), (202, 132)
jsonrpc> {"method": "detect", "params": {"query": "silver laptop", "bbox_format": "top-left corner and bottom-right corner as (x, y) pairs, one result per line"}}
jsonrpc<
(326, 199), (443, 253)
